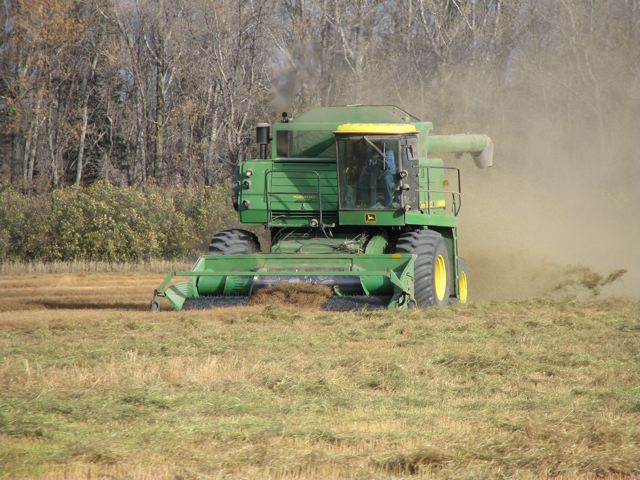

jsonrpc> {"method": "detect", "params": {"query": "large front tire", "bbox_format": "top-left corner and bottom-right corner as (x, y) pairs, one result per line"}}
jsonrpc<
(395, 229), (451, 306)
(208, 229), (261, 254)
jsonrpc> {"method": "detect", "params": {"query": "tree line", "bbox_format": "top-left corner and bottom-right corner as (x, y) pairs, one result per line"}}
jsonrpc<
(1, 0), (639, 191)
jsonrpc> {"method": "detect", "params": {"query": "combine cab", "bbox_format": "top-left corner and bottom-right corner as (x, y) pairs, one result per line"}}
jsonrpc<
(152, 105), (493, 310)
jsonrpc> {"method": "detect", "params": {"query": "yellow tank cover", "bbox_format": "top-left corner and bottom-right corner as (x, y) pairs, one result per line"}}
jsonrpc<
(334, 123), (417, 135)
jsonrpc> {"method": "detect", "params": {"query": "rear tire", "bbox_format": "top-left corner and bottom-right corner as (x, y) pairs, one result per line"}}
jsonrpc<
(208, 229), (261, 254)
(395, 229), (451, 306)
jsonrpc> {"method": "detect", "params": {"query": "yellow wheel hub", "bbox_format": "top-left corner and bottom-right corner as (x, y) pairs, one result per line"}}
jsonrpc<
(459, 270), (468, 304)
(434, 254), (447, 302)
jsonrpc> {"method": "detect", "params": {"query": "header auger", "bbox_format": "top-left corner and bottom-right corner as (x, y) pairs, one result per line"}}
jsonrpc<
(152, 105), (492, 311)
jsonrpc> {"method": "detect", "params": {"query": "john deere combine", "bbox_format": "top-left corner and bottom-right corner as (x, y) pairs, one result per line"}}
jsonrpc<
(152, 105), (493, 311)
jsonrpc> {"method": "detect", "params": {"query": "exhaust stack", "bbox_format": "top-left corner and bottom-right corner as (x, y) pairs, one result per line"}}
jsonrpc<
(256, 123), (271, 160)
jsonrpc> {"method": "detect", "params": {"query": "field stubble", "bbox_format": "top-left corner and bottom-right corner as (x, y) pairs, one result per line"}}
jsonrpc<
(0, 272), (639, 479)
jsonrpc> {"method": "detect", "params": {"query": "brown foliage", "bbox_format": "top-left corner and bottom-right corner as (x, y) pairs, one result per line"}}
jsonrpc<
(16, 0), (85, 48)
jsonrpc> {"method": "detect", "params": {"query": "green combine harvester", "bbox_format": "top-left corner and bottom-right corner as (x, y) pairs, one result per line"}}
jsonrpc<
(152, 105), (493, 311)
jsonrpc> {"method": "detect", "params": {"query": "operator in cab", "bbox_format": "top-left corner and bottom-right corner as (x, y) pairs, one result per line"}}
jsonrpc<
(360, 141), (397, 208)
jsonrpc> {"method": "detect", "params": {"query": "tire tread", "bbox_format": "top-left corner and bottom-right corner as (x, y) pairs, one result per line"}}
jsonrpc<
(208, 229), (261, 255)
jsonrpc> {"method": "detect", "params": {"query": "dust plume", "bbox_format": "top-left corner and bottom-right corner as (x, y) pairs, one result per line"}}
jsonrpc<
(449, 75), (640, 301)
(449, 56), (640, 300)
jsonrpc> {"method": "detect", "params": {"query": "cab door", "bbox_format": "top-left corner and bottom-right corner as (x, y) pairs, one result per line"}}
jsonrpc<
(400, 136), (420, 211)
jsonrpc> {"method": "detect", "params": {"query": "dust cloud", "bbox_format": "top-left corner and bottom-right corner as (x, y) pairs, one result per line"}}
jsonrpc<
(451, 91), (640, 301)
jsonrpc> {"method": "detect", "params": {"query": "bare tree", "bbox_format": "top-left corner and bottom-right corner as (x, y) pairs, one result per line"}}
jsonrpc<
(0, 0), (638, 189)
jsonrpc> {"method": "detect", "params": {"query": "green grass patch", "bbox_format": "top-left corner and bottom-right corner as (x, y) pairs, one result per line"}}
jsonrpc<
(1, 298), (639, 478)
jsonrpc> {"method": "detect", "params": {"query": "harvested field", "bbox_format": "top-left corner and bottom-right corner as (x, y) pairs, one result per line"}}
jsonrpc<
(1, 273), (639, 479)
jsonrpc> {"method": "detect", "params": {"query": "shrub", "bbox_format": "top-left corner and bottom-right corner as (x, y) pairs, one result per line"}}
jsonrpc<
(0, 182), (236, 262)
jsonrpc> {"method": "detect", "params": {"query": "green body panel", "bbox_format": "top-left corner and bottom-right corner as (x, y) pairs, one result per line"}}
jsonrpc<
(403, 212), (456, 228)
(338, 209), (405, 226)
(239, 160), (338, 226)
(293, 105), (421, 123)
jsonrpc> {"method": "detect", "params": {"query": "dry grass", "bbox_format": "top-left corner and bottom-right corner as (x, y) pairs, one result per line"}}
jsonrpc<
(1, 273), (639, 479)
(0, 260), (193, 276)
(0, 272), (164, 312)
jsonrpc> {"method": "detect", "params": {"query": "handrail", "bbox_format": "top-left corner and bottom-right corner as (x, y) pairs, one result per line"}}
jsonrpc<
(416, 166), (462, 216)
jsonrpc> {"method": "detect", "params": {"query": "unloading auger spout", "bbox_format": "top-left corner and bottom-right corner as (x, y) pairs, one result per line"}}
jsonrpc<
(426, 134), (494, 169)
